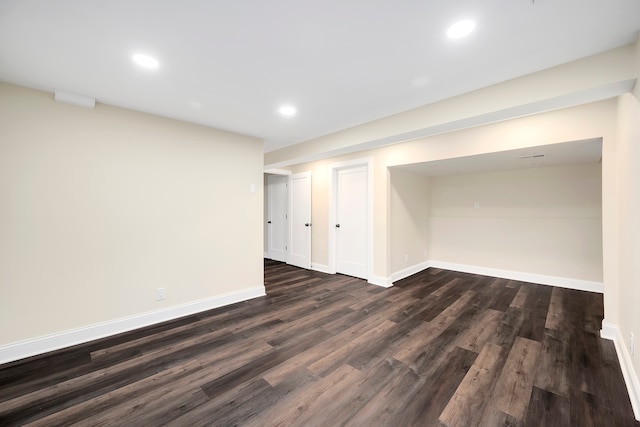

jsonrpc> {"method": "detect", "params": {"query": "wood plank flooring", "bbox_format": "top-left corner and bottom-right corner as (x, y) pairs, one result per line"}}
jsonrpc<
(0, 260), (637, 426)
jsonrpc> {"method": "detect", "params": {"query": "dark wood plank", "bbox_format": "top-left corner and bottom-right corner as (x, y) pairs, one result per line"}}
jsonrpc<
(524, 386), (570, 427)
(454, 308), (503, 353)
(534, 330), (570, 398)
(253, 364), (364, 427)
(489, 336), (542, 421)
(439, 342), (506, 427)
(403, 346), (478, 425)
(478, 406), (524, 427)
(306, 357), (404, 426)
(394, 290), (476, 364)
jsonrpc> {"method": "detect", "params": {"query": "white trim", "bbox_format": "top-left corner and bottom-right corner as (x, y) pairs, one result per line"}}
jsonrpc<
(0, 286), (266, 365)
(264, 251), (269, 258)
(328, 157), (374, 282)
(601, 321), (618, 340)
(600, 322), (640, 421)
(287, 171), (312, 269)
(391, 261), (431, 283)
(263, 168), (292, 175)
(311, 263), (330, 274)
(427, 260), (603, 293)
(368, 275), (393, 288)
(266, 173), (289, 263)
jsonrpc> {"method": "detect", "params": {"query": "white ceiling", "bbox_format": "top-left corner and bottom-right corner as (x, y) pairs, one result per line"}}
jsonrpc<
(393, 138), (603, 177)
(0, 1), (639, 152)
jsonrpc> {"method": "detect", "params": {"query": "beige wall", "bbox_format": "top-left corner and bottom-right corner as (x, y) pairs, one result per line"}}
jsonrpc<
(428, 164), (603, 281)
(616, 80), (640, 376)
(389, 169), (430, 274)
(0, 82), (264, 346)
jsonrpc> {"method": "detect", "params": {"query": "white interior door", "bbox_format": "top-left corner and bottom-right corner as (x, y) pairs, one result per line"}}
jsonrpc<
(267, 174), (288, 262)
(288, 172), (312, 269)
(336, 166), (367, 279)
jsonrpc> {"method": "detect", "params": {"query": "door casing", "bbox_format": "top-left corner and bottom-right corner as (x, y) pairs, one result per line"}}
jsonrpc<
(266, 174), (288, 262)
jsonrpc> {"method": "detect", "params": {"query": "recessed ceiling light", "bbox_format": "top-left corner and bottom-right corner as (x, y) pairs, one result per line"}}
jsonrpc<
(132, 54), (159, 69)
(447, 20), (475, 39)
(278, 105), (297, 116)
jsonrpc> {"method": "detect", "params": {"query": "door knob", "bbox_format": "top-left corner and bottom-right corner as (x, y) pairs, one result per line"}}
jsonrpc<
(305, 223), (311, 227)
(267, 221), (272, 224)
(335, 224), (341, 228)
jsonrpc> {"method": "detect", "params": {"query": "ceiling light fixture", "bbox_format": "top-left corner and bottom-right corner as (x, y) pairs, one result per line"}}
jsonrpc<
(132, 54), (159, 69)
(447, 20), (476, 39)
(278, 105), (297, 116)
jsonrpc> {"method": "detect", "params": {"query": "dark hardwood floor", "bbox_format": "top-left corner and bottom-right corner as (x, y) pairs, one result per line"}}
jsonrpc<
(1, 260), (637, 426)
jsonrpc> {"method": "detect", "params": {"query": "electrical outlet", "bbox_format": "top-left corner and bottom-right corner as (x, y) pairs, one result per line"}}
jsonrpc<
(404, 254), (409, 263)
(156, 287), (165, 301)
(631, 332), (635, 356)
(474, 201), (480, 209)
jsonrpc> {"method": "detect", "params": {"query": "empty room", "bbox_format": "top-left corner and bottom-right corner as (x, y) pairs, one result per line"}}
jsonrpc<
(2, 1), (640, 426)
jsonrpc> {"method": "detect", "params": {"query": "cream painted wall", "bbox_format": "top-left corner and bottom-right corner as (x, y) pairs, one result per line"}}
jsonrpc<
(0, 82), (264, 346)
(616, 87), (640, 379)
(428, 164), (603, 281)
(389, 169), (430, 274)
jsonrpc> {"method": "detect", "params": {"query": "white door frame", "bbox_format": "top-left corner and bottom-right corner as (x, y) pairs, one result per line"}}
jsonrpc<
(328, 157), (374, 282)
(288, 171), (312, 269)
(266, 174), (289, 262)
(264, 169), (291, 261)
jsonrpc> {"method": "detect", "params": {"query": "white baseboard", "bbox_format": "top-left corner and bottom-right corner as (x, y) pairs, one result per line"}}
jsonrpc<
(0, 286), (266, 366)
(601, 322), (640, 421)
(391, 261), (431, 283)
(367, 261), (431, 288)
(368, 275), (393, 288)
(427, 260), (603, 293)
(311, 263), (330, 274)
(601, 322), (618, 340)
